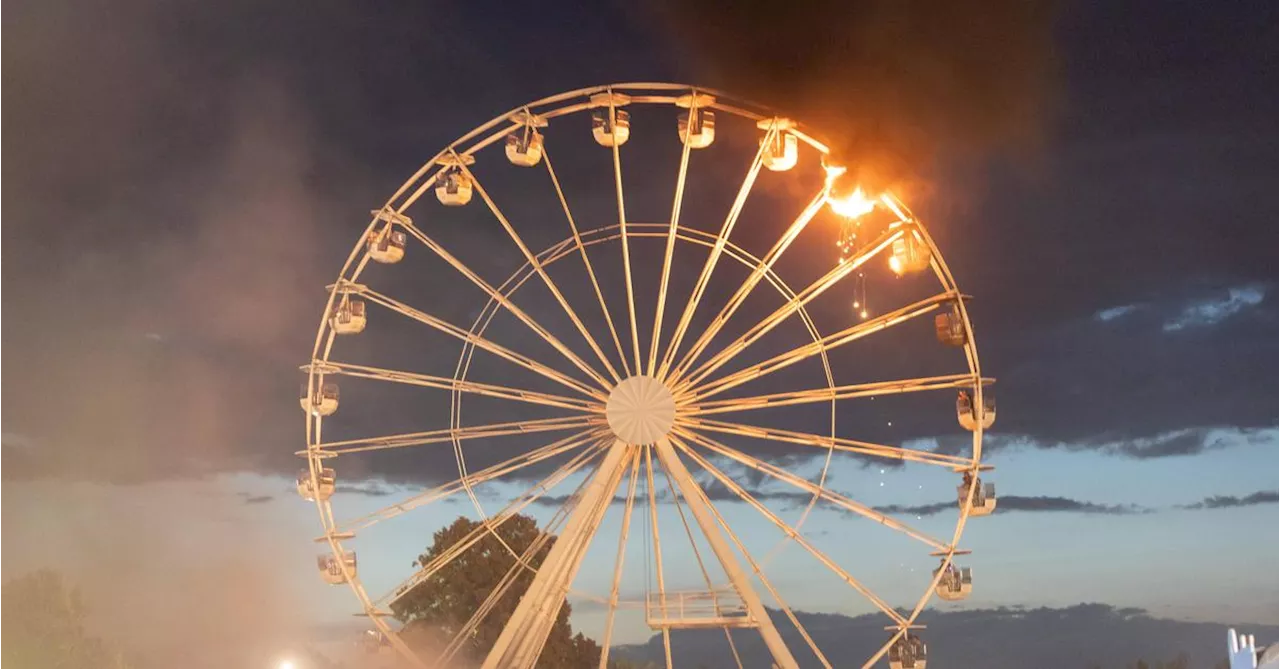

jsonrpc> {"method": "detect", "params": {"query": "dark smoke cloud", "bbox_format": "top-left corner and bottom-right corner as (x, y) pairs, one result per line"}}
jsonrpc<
(1180, 490), (1279, 510)
(646, 0), (1058, 190)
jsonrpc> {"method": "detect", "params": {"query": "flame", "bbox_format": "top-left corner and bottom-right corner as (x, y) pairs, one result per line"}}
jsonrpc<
(824, 164), (878, 219)
(828, 187), (877, 218)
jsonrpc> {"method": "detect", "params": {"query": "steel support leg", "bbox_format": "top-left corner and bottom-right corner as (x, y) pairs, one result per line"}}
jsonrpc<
(482, 440), (631, 669)
(652, 437), (800, 669)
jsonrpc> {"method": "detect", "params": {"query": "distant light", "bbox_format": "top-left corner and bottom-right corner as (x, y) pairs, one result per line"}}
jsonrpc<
(887, 421), (892, 426)
(879, 481), (885, 487)
(879, 469), (885, 474)
(278, 660), (296, 669)
(852, 300), (861, 309)
(860, 310), (869, 319)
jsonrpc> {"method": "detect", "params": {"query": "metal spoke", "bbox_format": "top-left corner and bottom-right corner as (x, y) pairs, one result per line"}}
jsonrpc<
(456, 153), (623, 384)
(483, 440), (632, 668)
(655, 434), (803, 665)
(313, 415), (603, 456)
(671, 434), (909, 627)
(436, 476), (582, 666)
(352, 283), (605, 400)
(335, 429), (607, 533)
(684, 373), (989, 416)
(675, 427), (953, 552)
(607, 93), (645, 373)
(321, 360), (602, 413)
(656, 122), (778, 381)
(675, 226), (904, 393)
(598, 449), (642, 669)
(685, 291), (957, 402)
(381, 441), (606, 606)
(654, 442), (747, 666)
(677, 417), (972, 469)
(645, 445), (675, 669)
(543, 148), (633, 377)
(667, 189), (828, 386)
(647, 101), (697, 376)
(397, 222), (613, 391)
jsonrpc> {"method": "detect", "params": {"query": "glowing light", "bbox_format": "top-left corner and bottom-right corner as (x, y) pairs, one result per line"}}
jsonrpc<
(860, 309), (869, 319)
(278, 661), (296, 669)
(888, 254), (904, 275)
(852, 300), (861, 309)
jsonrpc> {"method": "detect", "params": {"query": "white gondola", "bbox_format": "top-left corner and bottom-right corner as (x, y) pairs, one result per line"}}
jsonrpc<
(330, 298), (367, 335)
(888, 633), (927, 669)
(591, 108), (631, 147)
(889, 231), (931, 275)
(956, 390), (996, 431)
(675, 93), (717, 149)
(758, 117), (798, 171)
(505, 127), (544, 167)
(935, 305), (967, 347)
(958, 476), (997, 516)
(317, 552), (357, 585)
(367, 227), (407, 264)
(296, 467), (336, 501)
(435, 168), (473, 206)
(933, 563), (973, 601)
(300, 378), (340, 417)
(677, 109), (716, 149)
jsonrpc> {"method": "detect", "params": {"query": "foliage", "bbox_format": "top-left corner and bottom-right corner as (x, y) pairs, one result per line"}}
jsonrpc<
(392, 514), (601, 668)
(1, 569), (132, 669)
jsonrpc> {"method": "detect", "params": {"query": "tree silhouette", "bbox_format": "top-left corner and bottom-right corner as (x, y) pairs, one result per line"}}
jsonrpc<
(2, 569), (132, 669)
(391, 514), (601, 668)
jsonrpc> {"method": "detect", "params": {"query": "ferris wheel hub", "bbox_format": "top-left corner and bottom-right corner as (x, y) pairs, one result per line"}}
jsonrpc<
(605, 375), (676, 445)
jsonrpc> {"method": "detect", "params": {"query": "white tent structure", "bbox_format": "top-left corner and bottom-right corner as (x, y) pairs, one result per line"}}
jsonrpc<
(1229, 628), (1279, 669)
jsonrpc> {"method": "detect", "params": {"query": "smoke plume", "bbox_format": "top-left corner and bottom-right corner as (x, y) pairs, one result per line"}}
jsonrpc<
(647, 0), (1058, 191)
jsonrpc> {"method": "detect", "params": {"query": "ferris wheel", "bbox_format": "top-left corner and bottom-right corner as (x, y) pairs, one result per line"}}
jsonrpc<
(298, 83), (998, 669)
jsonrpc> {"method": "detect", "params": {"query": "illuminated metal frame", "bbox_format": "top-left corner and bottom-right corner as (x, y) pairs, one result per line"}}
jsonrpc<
(300, 83), (994, 669)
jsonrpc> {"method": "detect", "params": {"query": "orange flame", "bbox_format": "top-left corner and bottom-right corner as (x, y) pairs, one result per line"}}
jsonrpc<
(828, 187), (877, 219)
(824, 164), (878, 219)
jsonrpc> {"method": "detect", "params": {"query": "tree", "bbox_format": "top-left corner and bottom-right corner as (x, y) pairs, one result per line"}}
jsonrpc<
(392, 514), (601, 668)
(2, 569), (132, 669)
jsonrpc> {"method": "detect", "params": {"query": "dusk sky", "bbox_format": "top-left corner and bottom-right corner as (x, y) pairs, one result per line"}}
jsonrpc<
(3, 1), (1276, 667)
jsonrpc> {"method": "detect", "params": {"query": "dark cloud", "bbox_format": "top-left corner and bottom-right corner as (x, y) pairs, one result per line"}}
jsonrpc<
(875, 496), (1146, 518)
(1180, 491), (1279, 510)
(334, 482), (397, 497)
(925, 426), (1276, 462)
(530, 474), (816, 510)
(241, 495), (274, 505)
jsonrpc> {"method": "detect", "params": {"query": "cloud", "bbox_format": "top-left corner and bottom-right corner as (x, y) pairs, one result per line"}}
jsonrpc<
(875, 496), (1147, 518)
(1094, 304), (1141, 322)
(1180, 490), (1278, 510)
(1164, 284), (1268, 332)
(241, 495), (274, 505)
(923, 427), (1277, 461)
(334, 482), (396, 497)
(529, 476), (817, 510)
